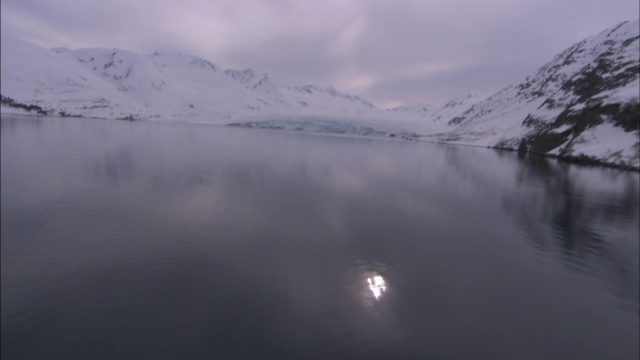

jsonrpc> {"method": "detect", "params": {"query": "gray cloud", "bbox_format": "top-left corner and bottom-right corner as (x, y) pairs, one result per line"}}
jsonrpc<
(365, 62), (541, 107)
(1, 0), (638, 107)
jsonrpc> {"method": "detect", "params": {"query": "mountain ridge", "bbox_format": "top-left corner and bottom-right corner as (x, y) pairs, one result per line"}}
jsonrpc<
(0, 37), (380, 122)
(423, 19), (639, 169)
(1, 19), (638, 169)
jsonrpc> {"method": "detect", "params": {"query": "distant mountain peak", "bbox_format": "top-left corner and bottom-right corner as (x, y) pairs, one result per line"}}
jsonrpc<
(296, 84), (323, 94)
(293, 84), (375, 108)
(1, 37), (379, 122)
(224, 68), (259, 84)
(3, 20), (636, 168)
(388, 103), (433, 113)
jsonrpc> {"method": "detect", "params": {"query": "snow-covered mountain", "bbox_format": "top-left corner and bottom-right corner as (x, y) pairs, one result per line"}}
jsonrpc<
(1, 19), (638, 169)
(430, 19), (639, 169)
(0, 38), (379, 122)
(429, 91), (488, 123)
(388, 103), (434, 116)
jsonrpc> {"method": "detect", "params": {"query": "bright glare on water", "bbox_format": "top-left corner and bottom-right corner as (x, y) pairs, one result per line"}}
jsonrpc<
(368, 275), (386, 300)
(1, 115), (638, 360)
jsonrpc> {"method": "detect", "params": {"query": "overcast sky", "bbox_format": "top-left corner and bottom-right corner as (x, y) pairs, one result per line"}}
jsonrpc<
(1, 0), (638, 108)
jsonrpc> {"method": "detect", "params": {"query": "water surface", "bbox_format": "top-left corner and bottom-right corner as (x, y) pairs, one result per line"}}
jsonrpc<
(2, 115), (638, 359)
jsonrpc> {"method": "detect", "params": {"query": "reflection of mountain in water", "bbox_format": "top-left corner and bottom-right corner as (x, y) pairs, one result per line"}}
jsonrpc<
(90, 148), (135, 185)
(505, 156), (639, 311)
(443, 146), (639, 312)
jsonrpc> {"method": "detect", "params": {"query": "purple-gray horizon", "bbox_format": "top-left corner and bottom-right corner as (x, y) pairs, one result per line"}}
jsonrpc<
(1, 0), (638, 108)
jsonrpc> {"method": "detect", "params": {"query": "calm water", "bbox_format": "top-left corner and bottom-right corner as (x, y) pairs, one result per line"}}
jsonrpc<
(1, 115), (638, 359)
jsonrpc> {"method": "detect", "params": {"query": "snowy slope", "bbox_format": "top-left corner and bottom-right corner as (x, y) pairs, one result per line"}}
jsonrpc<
(0, 37), (142, 119)
(285, 84), (377, 116)
(64, 48), (273, 121)
(429, 91), (488, 123)
(430, 20), (639, 168)
(388, 103), (434, 117)
(1, 38), (381, 123)
(1, 19), (638, 169)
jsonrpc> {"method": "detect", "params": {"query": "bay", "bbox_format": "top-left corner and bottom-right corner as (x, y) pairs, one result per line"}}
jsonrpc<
(1, 115), (638, 359)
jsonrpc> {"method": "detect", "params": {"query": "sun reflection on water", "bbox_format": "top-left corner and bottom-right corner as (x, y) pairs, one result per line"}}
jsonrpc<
(367, 275), (386, 300)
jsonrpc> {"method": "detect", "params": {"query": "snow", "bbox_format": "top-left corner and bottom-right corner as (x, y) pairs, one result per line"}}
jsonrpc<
(425, 19), (640, 167)
(0, 105), (34, 115)
(568, 103), (588, 113)
(429, 91), (488, 122)
(388, 103), (434, 116)
(550, 124), (573, 133)
(600, 78), (640, 106)
(1, 19), (638, 169)
(567, 123), (639, 168)
(1, 37), (381, 123)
